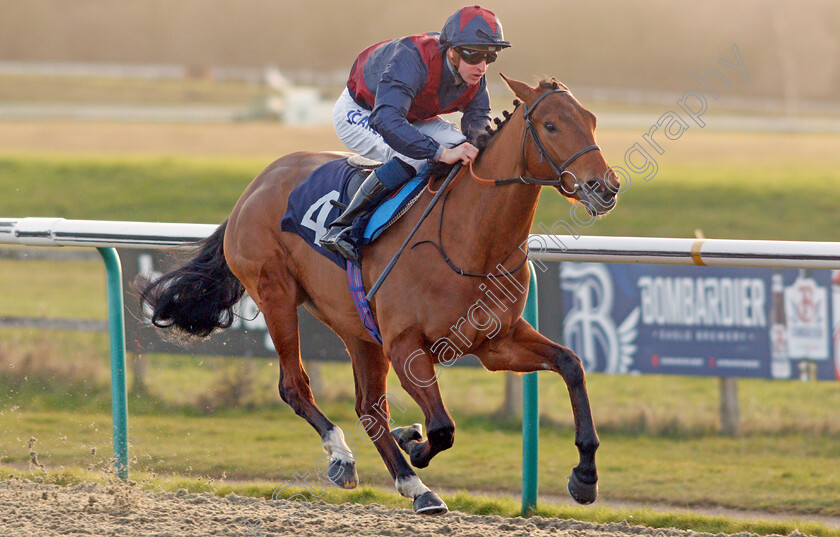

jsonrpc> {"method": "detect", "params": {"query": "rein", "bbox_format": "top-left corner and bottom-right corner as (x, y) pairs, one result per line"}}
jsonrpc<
(420, 88), (600, 279)
(411, 189), (529, 278)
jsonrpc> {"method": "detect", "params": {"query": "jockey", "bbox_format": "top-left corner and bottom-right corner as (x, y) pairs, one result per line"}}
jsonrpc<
(320, 5), (511, 262)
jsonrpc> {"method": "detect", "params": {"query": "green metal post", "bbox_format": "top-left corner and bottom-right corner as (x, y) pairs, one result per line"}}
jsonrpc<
(521, 261), (539, 515)
(97, 247), (129, 480)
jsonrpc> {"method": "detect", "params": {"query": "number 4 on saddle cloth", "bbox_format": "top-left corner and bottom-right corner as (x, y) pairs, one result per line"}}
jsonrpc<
(280, 155), (428, 269)
(280, 156), (429, 344)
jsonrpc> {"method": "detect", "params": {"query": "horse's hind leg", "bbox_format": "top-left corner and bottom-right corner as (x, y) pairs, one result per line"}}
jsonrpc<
(386, 330), (455, 470)
(345, 337), (447, 515)
(247, 266), (358, 489)
(478, 318), (599, 504)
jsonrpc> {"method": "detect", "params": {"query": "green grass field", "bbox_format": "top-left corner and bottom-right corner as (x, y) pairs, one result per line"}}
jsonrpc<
(2, 324), (840, 521)
(4, 401), (840, 518)
(2, 147), (838, 241)
(1, 126), (840, 534)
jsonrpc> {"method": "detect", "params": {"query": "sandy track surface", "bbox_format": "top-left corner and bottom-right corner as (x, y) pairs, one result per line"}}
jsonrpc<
(0, 478), (793, 537)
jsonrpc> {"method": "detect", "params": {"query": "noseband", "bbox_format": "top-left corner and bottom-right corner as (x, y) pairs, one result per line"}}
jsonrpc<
(493, 89), (600, 193)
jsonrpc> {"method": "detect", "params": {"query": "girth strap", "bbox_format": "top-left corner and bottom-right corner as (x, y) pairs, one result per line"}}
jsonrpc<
(347, 260), (382, 344)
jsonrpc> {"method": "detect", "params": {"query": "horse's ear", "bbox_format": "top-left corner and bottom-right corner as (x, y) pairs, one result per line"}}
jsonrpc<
(499, 73), (539, 105)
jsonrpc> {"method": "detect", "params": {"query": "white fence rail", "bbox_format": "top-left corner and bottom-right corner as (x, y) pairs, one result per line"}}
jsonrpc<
(527, 234), (840, 269)
(4, 217), (840, 269)
(0, 218), (216, 249)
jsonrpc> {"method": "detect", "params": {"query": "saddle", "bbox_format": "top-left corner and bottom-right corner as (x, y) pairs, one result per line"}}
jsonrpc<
(343, 154), (381, 199)
(279, 155), (428, 269)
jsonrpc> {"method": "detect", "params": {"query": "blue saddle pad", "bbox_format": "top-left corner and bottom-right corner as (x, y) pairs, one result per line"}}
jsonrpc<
(280, 158), (427, 269)
(362, 174), (425, 242)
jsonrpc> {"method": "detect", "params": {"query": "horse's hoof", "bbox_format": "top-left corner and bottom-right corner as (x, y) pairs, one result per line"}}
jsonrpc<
(413, 491), (448, 515)
(391, 423), (423, 451)
(328, 459), (359, 489)
(567, 468), (598, 504)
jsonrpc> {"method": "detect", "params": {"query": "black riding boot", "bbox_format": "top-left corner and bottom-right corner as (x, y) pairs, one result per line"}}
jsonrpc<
(320, 170), (390, 262)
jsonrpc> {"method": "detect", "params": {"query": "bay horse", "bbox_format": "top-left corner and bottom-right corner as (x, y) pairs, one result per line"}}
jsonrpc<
(141, 75), (619, 514)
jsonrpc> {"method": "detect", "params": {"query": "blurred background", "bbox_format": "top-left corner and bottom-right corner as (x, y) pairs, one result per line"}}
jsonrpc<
(1, 0), (840, 525)
(1, 0), (839, 125)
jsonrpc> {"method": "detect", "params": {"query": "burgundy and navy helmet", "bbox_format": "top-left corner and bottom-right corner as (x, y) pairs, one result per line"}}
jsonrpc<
(440, 5), (511, 50)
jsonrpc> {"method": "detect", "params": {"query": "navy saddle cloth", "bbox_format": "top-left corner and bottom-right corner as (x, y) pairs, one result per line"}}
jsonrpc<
(280, 157), (427, 269)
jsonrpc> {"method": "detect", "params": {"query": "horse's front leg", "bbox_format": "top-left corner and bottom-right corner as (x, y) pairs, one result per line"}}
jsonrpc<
(345, 337), (447, 515)
(387, 329), (455, 470)
(479, 318), (599, 504)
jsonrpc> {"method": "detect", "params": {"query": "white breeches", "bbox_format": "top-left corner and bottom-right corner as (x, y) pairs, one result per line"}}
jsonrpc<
(332, 87), (466, 172)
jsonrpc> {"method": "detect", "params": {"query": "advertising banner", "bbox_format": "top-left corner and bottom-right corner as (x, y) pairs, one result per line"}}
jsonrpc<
(121, 247), (839, 381)
(560, 263), (839, 381)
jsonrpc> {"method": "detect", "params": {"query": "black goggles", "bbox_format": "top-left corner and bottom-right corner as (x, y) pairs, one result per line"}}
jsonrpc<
(455, 47), (498, 65)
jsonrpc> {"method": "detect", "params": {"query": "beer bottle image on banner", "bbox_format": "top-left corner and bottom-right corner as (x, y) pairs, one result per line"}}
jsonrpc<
(785, 268), (829, 362)
(770, 270), (791, 379)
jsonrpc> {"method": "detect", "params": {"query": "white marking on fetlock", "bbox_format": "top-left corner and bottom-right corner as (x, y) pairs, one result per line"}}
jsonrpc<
(322, 427), (354, 464)
(395, 475), (431, 499)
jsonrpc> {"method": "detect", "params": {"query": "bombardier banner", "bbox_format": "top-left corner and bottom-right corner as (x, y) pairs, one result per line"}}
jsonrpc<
(560, 264), (840, 381)
(121, 246), (840, 381)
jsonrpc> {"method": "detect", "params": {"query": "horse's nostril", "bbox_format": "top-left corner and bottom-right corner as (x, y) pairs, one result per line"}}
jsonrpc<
(582, 179), (604, 194)
(580, 179), (616, 213)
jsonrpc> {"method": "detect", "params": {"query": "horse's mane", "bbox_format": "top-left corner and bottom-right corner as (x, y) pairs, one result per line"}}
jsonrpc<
(474, 99), (521, 151)
(475, 78), (565, 151)
(428, 78), (564, 177)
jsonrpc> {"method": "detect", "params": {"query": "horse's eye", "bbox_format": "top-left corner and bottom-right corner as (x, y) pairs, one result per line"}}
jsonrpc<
(543, 122), (558, 134)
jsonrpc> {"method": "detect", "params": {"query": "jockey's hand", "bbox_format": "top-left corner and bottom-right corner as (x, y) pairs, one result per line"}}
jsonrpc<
(439, 143), (479, 165)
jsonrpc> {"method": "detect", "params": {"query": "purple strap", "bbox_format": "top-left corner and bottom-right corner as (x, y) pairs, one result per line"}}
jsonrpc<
(347, 260), (383, 344)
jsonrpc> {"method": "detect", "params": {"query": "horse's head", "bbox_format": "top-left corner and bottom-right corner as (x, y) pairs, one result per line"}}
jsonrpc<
(501, 75), (619, 216)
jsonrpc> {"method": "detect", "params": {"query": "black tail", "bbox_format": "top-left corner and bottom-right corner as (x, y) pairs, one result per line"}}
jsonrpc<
(139, 220), (245, 339)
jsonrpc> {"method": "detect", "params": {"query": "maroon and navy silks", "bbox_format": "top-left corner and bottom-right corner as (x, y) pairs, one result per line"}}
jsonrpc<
(345, 32), (490, 161)
(348, 33), (481, 123)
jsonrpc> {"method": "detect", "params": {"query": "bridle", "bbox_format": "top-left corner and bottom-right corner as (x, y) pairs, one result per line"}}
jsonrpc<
(417, 89), (603, 279)
(483, 89), (601, 195)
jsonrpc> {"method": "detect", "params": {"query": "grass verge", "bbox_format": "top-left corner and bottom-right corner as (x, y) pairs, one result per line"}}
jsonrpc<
(2, 405), (840, 517)
(1, 465), (835, 537)
(2, 151), (840, 240)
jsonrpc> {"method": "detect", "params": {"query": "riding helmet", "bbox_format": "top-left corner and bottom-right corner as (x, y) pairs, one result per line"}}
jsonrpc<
(440, 5), (511, 51)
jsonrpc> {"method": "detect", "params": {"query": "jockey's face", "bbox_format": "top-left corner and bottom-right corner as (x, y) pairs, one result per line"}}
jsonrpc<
(447, 48), (490, 86)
